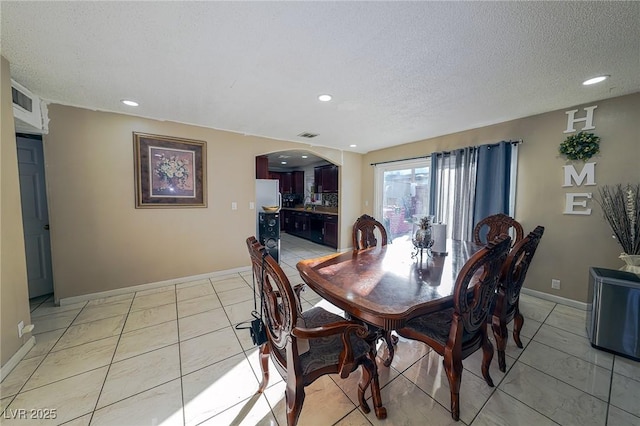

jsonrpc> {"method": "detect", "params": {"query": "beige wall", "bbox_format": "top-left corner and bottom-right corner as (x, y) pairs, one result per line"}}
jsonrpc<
(44, 105), (359, 300)
(1, 56), (32, 366)
(337, 151), (363, 248)
(362, 93), (640, 302)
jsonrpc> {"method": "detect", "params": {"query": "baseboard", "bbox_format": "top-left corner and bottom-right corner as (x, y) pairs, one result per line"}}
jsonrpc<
(0, 336), (36, 382)
(521, 287), (588, 311)
(58, 266), (251, 306)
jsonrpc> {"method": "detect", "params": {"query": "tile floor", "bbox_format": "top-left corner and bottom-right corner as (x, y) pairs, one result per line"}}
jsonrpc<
(1, 233), (639, 425)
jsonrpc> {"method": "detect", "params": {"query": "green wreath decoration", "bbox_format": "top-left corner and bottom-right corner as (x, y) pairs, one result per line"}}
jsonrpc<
(559, 131), (600, 161)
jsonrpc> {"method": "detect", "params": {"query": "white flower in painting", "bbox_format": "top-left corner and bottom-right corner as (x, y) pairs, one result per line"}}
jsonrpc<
(154, 154), (190, 189)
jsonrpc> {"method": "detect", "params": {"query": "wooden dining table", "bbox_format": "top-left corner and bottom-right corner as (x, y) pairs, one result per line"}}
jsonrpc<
(296, 238), (483, 333)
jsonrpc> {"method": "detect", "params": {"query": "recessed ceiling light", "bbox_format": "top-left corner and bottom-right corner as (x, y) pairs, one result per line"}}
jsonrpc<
(301, 155), (308, 159)
(582, 75), (609, 86)
(121, 99), (139, 106)
(281, 161), (287, 165)
(349, 144), (357, 148)
(318, 94), (332, 102)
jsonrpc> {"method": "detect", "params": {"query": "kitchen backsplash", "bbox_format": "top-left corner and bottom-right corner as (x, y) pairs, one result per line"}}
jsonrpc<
(322, 192), (339, 207)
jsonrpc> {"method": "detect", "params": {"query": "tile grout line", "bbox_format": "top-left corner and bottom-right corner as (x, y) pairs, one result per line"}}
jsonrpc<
(175, 284), (187, 426)
(3, 299), (87, 404)
(501, 302), (614, 425)
(490, 302), (559, 424)
(604, 355), (615, 426)
(86, 292), (137, 425)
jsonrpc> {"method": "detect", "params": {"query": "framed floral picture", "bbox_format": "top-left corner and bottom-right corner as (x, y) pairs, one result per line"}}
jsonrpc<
(133, 132), (207, 208)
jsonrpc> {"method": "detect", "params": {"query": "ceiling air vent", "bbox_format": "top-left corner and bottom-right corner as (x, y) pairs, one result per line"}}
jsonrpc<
(297, 132), (319, 139)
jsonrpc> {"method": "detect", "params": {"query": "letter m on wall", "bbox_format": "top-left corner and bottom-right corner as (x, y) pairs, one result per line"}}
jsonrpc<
(562, 162), (596, 187)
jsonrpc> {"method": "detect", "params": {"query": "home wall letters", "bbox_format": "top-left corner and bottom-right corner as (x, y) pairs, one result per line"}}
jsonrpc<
(562, 105), (598, 215)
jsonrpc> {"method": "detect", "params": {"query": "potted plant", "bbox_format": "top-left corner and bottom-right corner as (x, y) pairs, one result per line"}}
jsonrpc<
(596, 183), (640, 274)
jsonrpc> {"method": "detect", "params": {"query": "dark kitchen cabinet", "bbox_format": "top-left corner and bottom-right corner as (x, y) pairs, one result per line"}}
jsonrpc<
(310, 213), (324, 244)
(314, 167), (322, 193)
(256, 156), (269, 179)
(322, 165), (338, 192)
(269, 171), (304, 194)
(285, 209), (338, 249)
(292, 171), (304, 194)
(314, 165), (338, 193)
(291, 211), (301, 235)
(291, 211), (310, 239)
(323, 214), (338, 248)
(280, 172), (292, 194)
(302, 212), (311, 239)
(268, 172), (280, 181)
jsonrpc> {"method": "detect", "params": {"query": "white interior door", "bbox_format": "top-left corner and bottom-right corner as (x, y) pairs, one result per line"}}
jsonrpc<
(17, 134), (54, 298)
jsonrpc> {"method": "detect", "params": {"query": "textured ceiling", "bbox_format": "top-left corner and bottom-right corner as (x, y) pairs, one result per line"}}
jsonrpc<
(2, 1), (639, 154)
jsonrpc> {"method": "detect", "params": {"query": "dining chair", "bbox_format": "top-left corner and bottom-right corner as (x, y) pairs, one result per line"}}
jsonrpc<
(351, 214), (397, 366)
(246, 236), (386, 425)
(491, 225), (545, 372)
(396, 234), (512, 421)
(352, 214), (388, 249)
(473, 213), (524, 247)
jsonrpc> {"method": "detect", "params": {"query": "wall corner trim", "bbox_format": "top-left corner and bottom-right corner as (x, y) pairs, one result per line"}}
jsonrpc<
(521, 287), (588, 311)
(0, 336), (36, 382)
(58, 266), (252, 306)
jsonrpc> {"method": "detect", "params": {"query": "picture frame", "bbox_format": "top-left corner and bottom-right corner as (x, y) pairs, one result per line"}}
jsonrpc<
(133, 132), (207, 208)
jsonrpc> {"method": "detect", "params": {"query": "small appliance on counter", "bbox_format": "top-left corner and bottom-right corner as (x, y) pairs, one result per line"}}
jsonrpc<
(281, 193), (302, 208)
(282, 194), (295, 208)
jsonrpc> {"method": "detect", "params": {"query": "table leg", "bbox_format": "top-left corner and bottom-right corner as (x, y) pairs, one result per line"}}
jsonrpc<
(369, 345), (387, 419)
(382, 330), (399, 367)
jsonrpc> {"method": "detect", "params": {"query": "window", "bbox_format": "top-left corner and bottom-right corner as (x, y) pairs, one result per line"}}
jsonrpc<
(374, 158), (430, 242)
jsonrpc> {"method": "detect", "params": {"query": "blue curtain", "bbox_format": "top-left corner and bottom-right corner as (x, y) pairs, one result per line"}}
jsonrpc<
(429, 141), (518, 241)
(473, 141), (513, 227)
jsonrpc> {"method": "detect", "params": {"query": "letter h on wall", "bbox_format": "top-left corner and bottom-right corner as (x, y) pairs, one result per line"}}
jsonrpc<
(564, 105), (597, 133)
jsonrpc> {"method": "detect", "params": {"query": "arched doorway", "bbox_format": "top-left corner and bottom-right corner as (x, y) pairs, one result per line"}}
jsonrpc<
(254, 150), (339, 257)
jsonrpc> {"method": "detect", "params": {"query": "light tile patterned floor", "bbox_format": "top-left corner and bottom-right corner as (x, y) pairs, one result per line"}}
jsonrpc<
(1, 233), (639, 425)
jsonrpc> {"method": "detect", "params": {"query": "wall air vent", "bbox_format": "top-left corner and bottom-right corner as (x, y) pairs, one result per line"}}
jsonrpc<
(297, 132), (319, 139)
(11, 79), (49, 134)
(12, 86), (33, 112)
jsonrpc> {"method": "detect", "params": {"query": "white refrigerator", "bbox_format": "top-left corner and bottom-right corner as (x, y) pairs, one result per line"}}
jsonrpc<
(255, 179), (281, 236)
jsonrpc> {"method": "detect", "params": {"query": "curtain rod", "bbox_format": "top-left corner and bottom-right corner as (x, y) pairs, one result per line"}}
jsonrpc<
(370, 155), (429, 166)
(370, 139), (522, 166)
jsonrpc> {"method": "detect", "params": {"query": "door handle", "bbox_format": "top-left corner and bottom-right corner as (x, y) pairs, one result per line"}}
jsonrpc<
(43, 224), (50, 230)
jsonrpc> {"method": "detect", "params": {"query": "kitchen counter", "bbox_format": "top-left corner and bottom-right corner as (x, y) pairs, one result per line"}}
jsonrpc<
(280, 206), (338, 216)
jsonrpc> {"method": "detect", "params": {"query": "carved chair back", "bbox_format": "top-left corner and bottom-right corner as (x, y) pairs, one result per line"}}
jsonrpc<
(396, 234), (511, 421)
(246, 236), (299, 353)
(473, 213), (524, 247)
(352, 214), (388, 250)
(490, 226), (544, 372)
(454, 234), (512, 336)
(500, 226), (545, 310)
